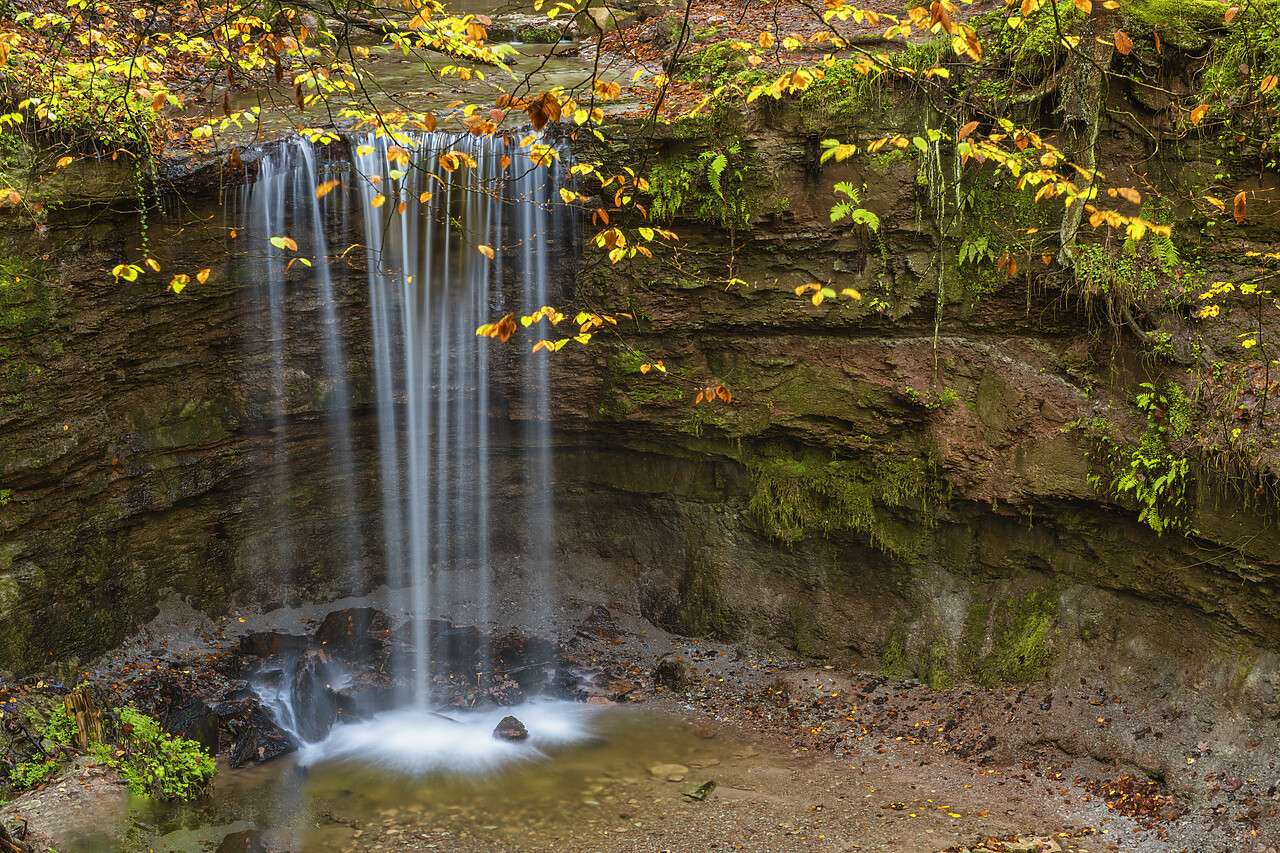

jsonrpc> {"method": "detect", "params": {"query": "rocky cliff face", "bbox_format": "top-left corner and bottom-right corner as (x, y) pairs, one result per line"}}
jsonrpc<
(0, 57), (1278, 756)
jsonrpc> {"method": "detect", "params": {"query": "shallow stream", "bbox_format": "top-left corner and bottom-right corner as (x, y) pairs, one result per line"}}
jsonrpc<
(114, 707), (745, 852)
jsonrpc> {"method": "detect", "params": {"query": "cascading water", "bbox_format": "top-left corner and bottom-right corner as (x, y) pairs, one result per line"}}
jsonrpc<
(235, 129), (587, 773)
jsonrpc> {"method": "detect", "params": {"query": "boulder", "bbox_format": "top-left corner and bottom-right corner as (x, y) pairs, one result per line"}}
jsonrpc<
(215, 830), (268, 853)
(313, 607), (389, 662)
(493, 715), (529, 741)
(228, 707), (297, 768)
(163, 698), (220, 755)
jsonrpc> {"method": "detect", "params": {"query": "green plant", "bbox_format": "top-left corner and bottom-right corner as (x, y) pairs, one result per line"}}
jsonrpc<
(0, 489), (11, 507)
(1078, 381), (1194, 535)
(957, 236), (994, 267)
(650, 142), (750, 230)
(830, 181), (880, 232)
(43, 701), (77, 745)
(9, 757), (58, 790)
(91, 707), (214, 801)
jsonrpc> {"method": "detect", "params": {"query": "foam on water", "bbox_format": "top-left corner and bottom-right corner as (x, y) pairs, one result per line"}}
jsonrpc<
(296, 700), (600, 778)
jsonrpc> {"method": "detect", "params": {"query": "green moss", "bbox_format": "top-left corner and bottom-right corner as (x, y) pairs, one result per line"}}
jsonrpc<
(957, 590), (1059, 685)
(0, 262), (53, 333)
(745, 451), (945, 561)
(601, 350), (685, 414)
(918, 634), (954, 689)
(955, 170), (1052, 297)
(674, 554), (733, 639)
(796, 59), (889, 129)
(880, 625), (909, 677)
(1123, 0), (1225, 50)
(675, 40), (749, 85)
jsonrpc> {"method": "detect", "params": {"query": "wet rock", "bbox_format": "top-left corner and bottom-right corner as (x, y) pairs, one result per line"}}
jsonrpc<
(493, 715), (529, 741)
(432, 626), (483, 667)
(215, 830), (267, 853)
(236, 632), (311, 660)
(163, 698), (219, 755)
(652, 653), (690, 692)
(290, 655), (341, 742)
(228, 707), (298, 768)
(333, 679), (396, 722)
(649, 763), (688, 781)
(314, 608), (390, 662)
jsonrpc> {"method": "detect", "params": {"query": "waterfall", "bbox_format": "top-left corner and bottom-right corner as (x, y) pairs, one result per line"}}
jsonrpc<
(237, 128), (573, 718)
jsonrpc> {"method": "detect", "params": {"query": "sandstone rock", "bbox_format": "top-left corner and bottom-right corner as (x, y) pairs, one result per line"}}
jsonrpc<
(648, 763), (689, 780)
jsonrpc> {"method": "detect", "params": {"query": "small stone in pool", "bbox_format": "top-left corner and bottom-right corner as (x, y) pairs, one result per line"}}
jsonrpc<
(494, 715), (529, 741)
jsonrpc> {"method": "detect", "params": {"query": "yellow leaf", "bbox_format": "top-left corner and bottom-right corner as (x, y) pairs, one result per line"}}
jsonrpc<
(478, 245), (495, 259)
(640, 363), (651, 374)
(316, 179), (341, 199)
(371, 194), (386, 208)
(169, 274), (190, 294)
(1072, 0), (1091, 13)
(1262, 75), (1279, 95)
(55, 156), (73, 169)
(559, 188), (578, 203)
(759, 31), (774, 49)
(145, 258), (161, 272)
(196, 269), (211, 284)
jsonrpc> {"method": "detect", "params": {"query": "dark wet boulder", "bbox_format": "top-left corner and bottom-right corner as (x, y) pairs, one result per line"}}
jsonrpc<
(228, 706), (298, 768)
(215, 830), (268, 853)
(314, 608), (390, 662)
(333, 675), (396, 722)
(493, 715), (529, 741)
(289, 654), (341, 742)
(236, 632), (312, 660)
(163, 697), (220, 755)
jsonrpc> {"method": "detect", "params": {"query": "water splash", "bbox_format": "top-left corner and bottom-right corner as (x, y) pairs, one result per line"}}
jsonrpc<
(238, 128), (576, 737)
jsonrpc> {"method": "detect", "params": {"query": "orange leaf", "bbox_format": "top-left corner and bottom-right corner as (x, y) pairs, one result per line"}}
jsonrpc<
(1189, 104), (1209, 125)
(1234, 191), (1247, 224)
(1072, 0), (1091, 13)
(1114, 30), (1132, 55)
(1262, 75), (1279, 95)
(958, 120), (979, 141)
(478, 245), (495, 259)
(640, 363), (651, 375)
(1226, 4), (1239, 23)
(524, 92), (562, 131)
(196, 268), (211, 284)
(316, 179), (341, 199)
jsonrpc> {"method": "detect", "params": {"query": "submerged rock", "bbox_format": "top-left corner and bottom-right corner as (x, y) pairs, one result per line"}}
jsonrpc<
(215, 830), (267, 853)
(493, 715), (529, 741)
